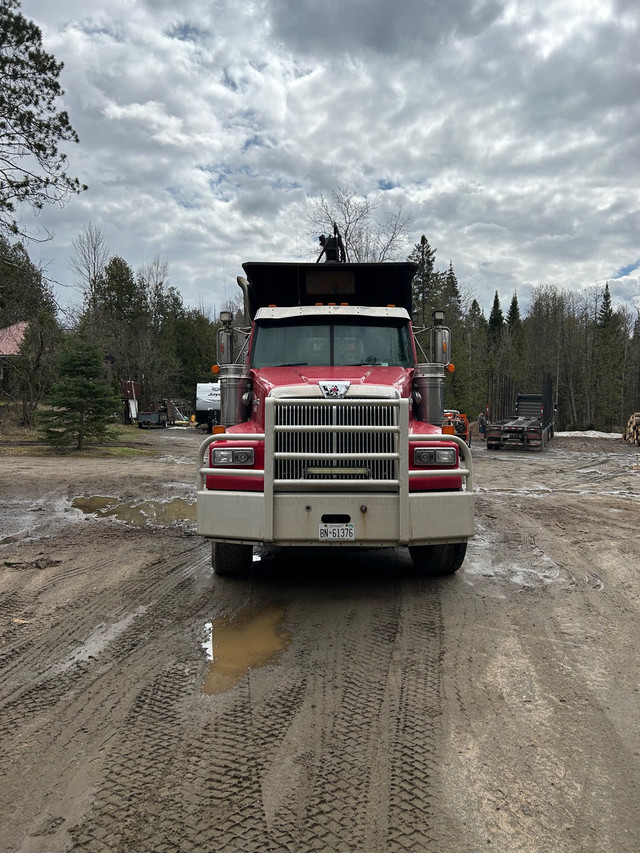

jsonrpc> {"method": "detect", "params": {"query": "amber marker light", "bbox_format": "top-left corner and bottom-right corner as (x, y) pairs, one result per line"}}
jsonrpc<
(442, 424), (455, 435)
(211, 364), (220, 374)
(213, 425), (226, 434)
(447, 363), (456, 373)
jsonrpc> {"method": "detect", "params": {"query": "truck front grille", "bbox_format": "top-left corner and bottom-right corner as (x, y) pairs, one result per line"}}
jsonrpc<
(274, 401), (398, 481)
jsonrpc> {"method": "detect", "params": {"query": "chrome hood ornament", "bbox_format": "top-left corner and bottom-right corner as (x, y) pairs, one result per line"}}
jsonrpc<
(318, 380), (350, 399)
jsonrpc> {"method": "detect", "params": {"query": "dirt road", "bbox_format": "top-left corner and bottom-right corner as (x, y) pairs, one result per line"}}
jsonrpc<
(1, 428), (639, 852)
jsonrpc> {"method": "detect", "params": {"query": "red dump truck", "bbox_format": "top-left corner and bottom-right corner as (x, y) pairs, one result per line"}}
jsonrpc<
(196, 253), (474, 576)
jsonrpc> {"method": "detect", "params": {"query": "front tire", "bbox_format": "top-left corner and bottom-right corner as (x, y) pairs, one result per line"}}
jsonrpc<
(212, 542), (253, 576)
(409, 542), (467, 576)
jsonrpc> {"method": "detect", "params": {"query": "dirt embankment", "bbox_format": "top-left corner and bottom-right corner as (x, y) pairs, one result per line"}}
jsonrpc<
(1, 427), (639, 852)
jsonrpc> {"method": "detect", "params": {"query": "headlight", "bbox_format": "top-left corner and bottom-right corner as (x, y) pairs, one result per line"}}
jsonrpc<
(413, 447), (457, 466)
(212, 448), (255, 466)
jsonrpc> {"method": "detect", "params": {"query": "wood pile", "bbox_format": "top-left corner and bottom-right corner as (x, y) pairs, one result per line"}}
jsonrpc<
(625, 412), (640, 446)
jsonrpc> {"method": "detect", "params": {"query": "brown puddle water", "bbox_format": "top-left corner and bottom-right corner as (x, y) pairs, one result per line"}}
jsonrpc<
(202, 603), (291, 695)
(72, 496), (196, 526)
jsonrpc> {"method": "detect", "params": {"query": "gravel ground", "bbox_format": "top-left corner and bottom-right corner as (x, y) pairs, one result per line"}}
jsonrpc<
(1, 427), (638, 852)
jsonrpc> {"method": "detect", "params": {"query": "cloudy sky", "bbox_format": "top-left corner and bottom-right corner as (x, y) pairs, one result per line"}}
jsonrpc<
(16, 0), (640, 319)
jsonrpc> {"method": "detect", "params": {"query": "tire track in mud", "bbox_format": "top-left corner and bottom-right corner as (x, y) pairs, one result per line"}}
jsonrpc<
(438, 476), (640, 853)
(271, 594), (405, 852)
(69, 663), (200, 853)
(385, 589), (444, 853)
(0, 526), (203, 695)
(0, 524), (211, 846)
(61, 579), (449, 853)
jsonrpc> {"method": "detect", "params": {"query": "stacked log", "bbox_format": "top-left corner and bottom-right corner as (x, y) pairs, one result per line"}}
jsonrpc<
(625, 413), (640, 446)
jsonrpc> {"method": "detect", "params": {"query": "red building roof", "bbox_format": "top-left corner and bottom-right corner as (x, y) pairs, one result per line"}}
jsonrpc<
(0, 322), (28, 356)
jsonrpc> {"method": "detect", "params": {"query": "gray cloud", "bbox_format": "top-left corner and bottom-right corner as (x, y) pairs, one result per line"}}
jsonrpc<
(12, 0), (640, 319)
(266, 0), (504, 57)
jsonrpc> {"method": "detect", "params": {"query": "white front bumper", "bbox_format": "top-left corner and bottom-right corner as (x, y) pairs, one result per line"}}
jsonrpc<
(196, 488), (474, 547)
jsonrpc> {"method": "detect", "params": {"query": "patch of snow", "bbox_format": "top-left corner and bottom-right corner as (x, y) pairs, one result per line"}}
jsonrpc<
(555, 430), (623, 439)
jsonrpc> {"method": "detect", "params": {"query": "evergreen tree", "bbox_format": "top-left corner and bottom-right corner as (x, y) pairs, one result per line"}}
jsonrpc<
(439, 262), (465, 410)
(174, 307), (220, 402)
(632, 313), (640, 412)
(10, 309), (61, 426)
(94, 255), (150, 382)
(96, 255), (141, 322)
(0, 0), (86, 237)
(501, 291), (525, 386)
(506, 292), (521, 333)
(597, 282), (613, 327)
(442, 261), (463, 325)
(0, 234), (56, 324)
(458, 298), (488, 418)
(593, 283), (627, 430)
(135, 258), (184, 403)
(39, 333), (120, 450)
(486, 290), (506, 380)
(488, 291), (505, 341)
(409, 235), (437, 327)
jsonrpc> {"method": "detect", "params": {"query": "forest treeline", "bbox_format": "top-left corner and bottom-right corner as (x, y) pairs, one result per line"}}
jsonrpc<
(0, 231), (218, 426)
(1, 230), (639, 432)
(410, 235), (640, 431)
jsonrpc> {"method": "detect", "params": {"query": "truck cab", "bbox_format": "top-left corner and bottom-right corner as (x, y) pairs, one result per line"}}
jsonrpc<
(196, 260), (474, 576)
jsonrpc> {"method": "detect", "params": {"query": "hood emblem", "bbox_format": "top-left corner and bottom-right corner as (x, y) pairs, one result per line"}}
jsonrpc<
(319, 380), (350, 399)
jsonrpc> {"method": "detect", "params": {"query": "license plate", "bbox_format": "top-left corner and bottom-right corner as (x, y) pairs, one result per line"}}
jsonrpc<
(318, 523), (355, 541)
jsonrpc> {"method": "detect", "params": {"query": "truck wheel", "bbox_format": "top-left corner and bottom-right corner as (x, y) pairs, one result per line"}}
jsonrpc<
(212, 542), (253, 576)
(409, 542), (467, 576)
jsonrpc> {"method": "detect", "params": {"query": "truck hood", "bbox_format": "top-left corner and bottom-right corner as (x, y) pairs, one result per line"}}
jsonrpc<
(253, 365), (413, 399)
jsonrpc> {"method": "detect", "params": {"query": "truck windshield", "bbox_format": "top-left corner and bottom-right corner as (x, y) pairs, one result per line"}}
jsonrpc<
(250, 317), (413, 368)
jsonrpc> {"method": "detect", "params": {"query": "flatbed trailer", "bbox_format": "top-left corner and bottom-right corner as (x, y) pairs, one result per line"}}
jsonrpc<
(486, 388), (554, 451)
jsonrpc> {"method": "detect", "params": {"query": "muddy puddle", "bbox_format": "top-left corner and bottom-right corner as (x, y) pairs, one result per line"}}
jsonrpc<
(202, 603), (291, 695)
(72, 495), (195, 527)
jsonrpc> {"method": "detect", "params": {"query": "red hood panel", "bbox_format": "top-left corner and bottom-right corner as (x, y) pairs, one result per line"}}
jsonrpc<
(254, 365), (412, 395)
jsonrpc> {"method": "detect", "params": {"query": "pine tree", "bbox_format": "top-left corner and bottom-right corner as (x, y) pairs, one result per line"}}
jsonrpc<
(633, 313), (640, 411)
(0, 234), (56, 323)
(408, 235), (437, 327)
(488, 291), (505, 341)
(597, 282), (613, 327)
(593, 283), (626, 430)
(459, 299), (488, 418)
(442, 261), (463, 325)
(506, 292), (521, 333)
(0, 0), (86, 236)
(39, 333), (120, 450)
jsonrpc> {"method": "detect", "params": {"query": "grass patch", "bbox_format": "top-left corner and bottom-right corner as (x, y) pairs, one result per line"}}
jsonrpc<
(0, 413), (158, 458)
